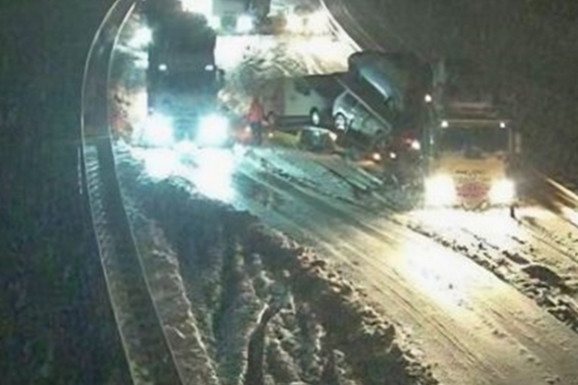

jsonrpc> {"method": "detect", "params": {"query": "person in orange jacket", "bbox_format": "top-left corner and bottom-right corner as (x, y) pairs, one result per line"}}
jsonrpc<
(247, 96), (265, 145)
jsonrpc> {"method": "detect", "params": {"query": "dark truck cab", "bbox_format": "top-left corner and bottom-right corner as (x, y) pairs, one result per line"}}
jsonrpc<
(147, 10), (222, 141)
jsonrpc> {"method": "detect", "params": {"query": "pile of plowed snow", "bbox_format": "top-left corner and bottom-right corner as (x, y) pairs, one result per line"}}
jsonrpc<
(115, 147), (438, 385)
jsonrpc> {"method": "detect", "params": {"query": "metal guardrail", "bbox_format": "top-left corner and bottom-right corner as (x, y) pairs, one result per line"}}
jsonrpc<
(529, 168), (578, 210)
(81, 1), (184, 384)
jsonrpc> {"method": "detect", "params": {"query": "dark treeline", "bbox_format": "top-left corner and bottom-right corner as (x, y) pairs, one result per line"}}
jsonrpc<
(0, 1), (130, 383)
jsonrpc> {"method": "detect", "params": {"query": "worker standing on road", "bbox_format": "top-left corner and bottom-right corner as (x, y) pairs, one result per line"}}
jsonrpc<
(247, 96), (265, 145)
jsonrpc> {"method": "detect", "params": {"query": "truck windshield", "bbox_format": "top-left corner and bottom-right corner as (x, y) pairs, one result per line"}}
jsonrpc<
(439, 126), (508, 155)
(161, 70), (216, 92)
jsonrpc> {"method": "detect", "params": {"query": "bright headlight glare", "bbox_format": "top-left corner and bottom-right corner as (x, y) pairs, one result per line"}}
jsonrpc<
(129, 26), (152, 48)
(308, 12), (328, 34)
(197, 114), (230, 147)
(489, 179), (515, 204)
(236, 14), (253, 33)
(142, 114), (174, 147)
(425, 175), (456, 206)
(286, 13), (303, 33)
(209, 16), (221, 30)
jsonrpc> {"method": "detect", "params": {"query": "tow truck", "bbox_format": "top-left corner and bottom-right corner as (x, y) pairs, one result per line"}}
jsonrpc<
(422, 59), (522, 209)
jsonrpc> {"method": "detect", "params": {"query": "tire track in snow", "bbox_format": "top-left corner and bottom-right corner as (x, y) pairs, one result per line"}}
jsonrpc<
(230, 161), (571, 385)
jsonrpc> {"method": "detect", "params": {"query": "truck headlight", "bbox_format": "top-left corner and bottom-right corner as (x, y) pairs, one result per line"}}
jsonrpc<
(489, 179), (515, 204)
(425, 175), (456, 206)
(196, 114), (230, 147)
(236, 14), (253, 34)
(308, 12), (329, 35)
(142, 113), (174, 147)
(409, 139), (421, 151)
(286, 13), (303, 33)
(209, 16), (221, 30)
(129, 26), (152, 49)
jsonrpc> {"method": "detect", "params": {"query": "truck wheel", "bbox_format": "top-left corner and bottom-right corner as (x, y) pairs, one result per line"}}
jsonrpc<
(310, 108), (321, 126)
(334, 113), (347, 131)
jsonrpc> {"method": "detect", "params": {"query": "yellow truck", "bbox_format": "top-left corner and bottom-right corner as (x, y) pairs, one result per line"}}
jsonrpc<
(420, 59), (523, 209)
(424, 117), (520, 209)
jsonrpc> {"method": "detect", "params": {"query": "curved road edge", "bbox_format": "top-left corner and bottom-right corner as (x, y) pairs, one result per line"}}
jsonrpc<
(81, 0), (185, 383)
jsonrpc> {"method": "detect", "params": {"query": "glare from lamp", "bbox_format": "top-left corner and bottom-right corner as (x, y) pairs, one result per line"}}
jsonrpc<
(286, 13), (303, 34)
(425, 174), (456, 206)
(129, 26), (152, 48)
(489, 179), (515, 205)
(236, 14), (254, 34)
(308, 12), (329, 35)
(143, 149), (178, 180)
(196, 114), (230, 147)
(209, 16), (221, 30)
(181, 0), (211, 17)
(142, 114), (174, 147)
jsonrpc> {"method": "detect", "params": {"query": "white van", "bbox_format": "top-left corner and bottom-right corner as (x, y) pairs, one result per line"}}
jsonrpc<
(262, 75), (340, 127)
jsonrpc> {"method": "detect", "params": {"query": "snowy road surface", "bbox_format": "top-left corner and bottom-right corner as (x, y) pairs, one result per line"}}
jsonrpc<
(234, 150), (578, 385)
(128, 144), (578, 385)
(112, 1), (578, 384)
